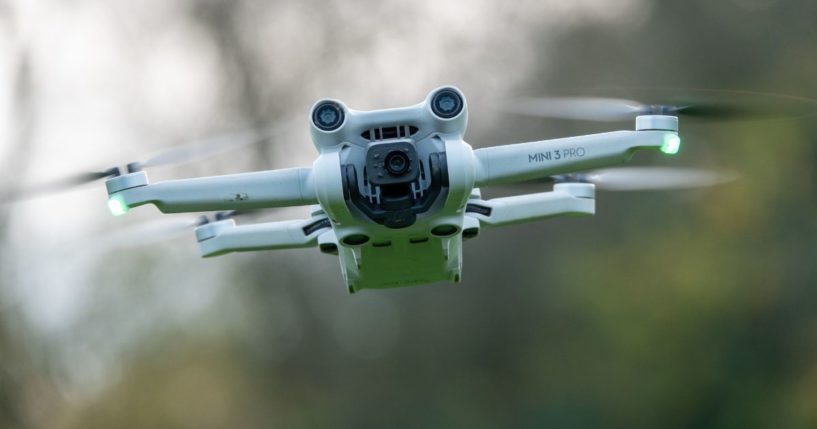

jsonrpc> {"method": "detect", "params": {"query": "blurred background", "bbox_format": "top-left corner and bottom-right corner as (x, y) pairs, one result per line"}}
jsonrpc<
(1, 0), (816, 427)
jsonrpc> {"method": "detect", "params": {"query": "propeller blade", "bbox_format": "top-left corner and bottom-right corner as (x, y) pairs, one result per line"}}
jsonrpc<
(582, 167), (738, 191)
(1, 169), (117, 204)
(501, 96), (647, 122)
(92, 216), (208, 250)
(2, 122), (295, 204)
(633, 88), (817, 120)
(502, 88), (817, 122)
(85, 208), (271, 252)
(138, 129), (270, 169)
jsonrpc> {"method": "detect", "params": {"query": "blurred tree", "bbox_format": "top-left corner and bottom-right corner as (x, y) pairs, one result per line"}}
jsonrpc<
(3, 0), (817, 428)
(0, 45), (39, 429)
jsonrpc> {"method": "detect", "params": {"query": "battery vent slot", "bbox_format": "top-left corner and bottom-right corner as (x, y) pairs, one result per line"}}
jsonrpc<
(361, 125), (419, 141)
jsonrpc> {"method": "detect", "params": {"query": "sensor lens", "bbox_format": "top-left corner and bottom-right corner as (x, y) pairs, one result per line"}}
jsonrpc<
(384, 151), (410, 175)
(431, 89), (463, 119)
(312, 101), (345, 131)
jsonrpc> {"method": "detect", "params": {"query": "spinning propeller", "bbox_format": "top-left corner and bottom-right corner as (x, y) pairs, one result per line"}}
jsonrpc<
(544, 167), (737, 192)
(502, 88), (817, 122)
(1, 128), (275, 204)
(93, 209), (260, 249)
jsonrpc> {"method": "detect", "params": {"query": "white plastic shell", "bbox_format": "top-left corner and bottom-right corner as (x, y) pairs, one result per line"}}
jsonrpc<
(309, 86), (473, 291)
(467, 185), (595, 227)
(635, 115), (679, 132)
(196, 217), (329, 258)
(106, 171), (149, 194)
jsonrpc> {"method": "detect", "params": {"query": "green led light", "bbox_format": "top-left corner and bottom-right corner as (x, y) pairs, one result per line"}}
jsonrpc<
(661, 134), (681, 155)
(107, 195), (129, 216)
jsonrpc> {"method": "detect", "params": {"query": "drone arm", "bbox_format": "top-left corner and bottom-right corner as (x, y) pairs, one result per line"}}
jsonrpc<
(473, 130), (676, 186)
(466, 183), (595, 227)
(195, 216), (330, 257)
(107, 168), (317, 213)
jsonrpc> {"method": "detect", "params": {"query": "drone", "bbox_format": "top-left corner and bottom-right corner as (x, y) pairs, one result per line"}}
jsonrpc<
(12, 86), (813, 292)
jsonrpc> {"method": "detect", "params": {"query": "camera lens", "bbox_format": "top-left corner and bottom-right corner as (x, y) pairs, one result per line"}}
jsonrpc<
(431, 89), (463, 119)
(365, 141), (419, 186)
(384, 151), (410, 175)
(312, 101), (344, 131)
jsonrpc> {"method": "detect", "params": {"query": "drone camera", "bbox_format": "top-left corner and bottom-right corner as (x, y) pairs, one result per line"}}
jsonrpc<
(365, 141), (419, 186)
(311, 100), (346, 131)
(343, 147), (448, 229)
(430, 87), (464, 119)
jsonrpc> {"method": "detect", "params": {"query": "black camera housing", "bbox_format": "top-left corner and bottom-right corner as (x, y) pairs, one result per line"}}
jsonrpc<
(365, 141), (419, 186)
(342, 152), (448, 229)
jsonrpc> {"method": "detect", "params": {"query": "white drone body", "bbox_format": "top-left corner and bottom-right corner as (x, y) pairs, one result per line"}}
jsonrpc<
(105, 86), (681, 292)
